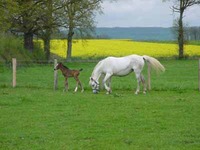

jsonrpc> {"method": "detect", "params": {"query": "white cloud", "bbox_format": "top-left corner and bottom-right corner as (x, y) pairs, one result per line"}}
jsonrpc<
(96, 0), (200, 27)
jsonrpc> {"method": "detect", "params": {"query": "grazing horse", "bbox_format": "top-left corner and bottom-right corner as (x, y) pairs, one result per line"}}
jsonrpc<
(89, 54), (165, 94)
(54, 62), (84, 92)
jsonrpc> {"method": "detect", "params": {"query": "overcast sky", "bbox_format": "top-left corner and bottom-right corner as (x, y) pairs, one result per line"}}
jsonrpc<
(95, 0), (200, 27)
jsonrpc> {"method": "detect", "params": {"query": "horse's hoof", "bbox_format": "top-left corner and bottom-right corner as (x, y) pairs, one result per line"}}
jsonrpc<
(135, 91), (139, 95)
(81, 89), (84, 93)
(143, 91), (146, 94)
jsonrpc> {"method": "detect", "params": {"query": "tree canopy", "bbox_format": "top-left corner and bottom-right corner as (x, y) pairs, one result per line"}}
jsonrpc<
(0, 0), (103, 60)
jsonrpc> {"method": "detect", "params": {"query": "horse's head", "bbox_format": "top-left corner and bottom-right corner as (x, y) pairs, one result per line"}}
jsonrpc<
(89, 77), (100, 92)
(54, 62), (63, 70)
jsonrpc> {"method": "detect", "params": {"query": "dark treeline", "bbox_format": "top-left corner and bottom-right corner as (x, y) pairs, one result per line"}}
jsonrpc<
(185, 27), (200, 41)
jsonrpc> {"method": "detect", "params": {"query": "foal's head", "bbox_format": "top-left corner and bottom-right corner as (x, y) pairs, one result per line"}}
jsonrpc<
(54, 62), (63, 70)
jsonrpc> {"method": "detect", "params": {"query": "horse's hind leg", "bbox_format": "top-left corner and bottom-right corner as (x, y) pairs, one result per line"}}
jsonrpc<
(135, 72), (141, 94)
(140, 74), (146, 94)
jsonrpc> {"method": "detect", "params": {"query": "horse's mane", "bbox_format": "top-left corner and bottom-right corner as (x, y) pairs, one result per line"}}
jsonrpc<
(63, 65), (69, 69)
(92, 60), (102, 76)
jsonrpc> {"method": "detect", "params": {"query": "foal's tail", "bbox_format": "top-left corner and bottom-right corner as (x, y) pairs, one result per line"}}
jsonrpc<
(143, 55), (165, 72)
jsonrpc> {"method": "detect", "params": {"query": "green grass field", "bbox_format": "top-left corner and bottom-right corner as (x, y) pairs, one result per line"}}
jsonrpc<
(1, 60), (200, 149)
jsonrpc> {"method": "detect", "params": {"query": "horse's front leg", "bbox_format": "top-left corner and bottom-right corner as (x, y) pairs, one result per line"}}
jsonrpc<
(103, 73), (112, 94)
(107, 77), (112, 93)
(100, 74), (105, 90)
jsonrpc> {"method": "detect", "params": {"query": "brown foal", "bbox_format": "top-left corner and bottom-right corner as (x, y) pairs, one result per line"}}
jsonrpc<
(54, 62), (84, 92)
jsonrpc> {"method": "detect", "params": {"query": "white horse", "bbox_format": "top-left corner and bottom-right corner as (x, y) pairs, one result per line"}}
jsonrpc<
(89, 54), (165, 94)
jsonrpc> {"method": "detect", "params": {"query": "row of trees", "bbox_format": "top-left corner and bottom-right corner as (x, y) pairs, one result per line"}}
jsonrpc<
(0, 0), (103, 61)
(0, 0), (199, 60)
(185, 27), (200, 41)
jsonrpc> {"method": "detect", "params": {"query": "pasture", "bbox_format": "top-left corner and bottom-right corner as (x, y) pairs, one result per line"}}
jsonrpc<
(1, 60), (200, 149)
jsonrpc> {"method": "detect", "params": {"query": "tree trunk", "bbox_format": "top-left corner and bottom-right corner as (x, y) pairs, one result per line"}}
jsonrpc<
(24, 32), (34, 52)
(43, 0), (52, 61)
(67, 38), (72, 61)
(178, 10), (184, 59)
(44, 38), (51, 61)
(66, 27), (74, 61)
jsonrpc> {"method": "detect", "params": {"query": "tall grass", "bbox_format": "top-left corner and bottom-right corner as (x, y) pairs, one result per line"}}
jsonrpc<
(0, 34), (30, 62)
(0, 34), (45, 62)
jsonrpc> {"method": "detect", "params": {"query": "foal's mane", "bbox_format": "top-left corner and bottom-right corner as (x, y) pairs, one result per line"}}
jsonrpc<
(61, 63), (69, 69)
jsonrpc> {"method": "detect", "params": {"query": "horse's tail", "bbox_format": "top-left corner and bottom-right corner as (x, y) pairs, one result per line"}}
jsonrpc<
(79, 68), (83, 71)
(143, 55), (165, 72)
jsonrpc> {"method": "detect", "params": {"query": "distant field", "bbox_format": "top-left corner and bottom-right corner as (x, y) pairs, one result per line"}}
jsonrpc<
(50, 39), (200, 58)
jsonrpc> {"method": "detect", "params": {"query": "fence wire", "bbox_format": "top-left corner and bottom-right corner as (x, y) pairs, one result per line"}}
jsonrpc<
(0, 59), (199, 91)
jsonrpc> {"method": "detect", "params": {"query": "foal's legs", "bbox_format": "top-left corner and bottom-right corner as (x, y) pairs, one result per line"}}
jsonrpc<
(79, 79), (84, 92)
(103, 73), (112, 94)
(74, 77), (79, 92)
(74, 76), (84, 92)
(64, 78), (69, 92)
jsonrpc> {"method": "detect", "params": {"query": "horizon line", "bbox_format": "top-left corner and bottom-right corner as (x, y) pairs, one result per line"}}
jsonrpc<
(95, 26), (173, 28)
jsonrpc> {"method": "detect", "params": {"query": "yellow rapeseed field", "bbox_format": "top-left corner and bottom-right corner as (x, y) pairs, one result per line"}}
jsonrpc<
(50, 39), (200, 58)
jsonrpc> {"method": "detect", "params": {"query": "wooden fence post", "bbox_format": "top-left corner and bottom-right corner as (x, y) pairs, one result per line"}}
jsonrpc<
(199, 59), (200, 92)
(12, 58), (17, 88)
(54, 59), (58, 90)
(147, 63), (151, 91)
